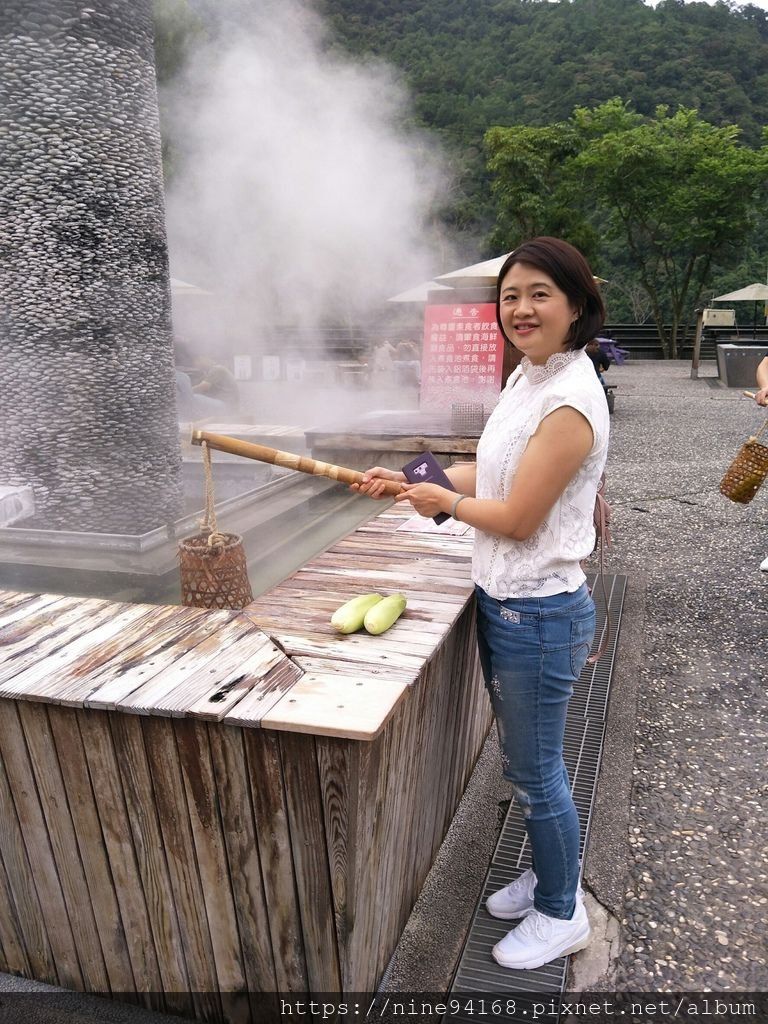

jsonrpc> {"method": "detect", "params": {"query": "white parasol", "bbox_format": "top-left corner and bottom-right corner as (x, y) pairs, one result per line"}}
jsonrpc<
(434, 253), (513, 286)
(713, 283), (768, 302)
(388, 280), (452, 303)
(713, 282), (768, 335)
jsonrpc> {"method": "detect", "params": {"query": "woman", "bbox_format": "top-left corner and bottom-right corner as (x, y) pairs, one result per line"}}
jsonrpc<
(354, 237), (609, 971)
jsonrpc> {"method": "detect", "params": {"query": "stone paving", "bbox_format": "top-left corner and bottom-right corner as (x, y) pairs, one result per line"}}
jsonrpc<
(593, 360), (767, 992)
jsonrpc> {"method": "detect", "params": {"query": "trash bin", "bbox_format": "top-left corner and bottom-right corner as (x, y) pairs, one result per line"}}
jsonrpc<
(716, 344), (765, 389)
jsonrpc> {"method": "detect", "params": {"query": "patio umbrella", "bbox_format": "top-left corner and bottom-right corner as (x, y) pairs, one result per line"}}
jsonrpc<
(713, 282), (768, 336)
(435, 253), (609, 287)
(388, 280), (452, 303)
(434, 253), (513, 287)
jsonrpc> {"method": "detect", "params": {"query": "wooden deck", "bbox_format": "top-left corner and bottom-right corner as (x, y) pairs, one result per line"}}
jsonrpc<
(0, 503), (492, 1018)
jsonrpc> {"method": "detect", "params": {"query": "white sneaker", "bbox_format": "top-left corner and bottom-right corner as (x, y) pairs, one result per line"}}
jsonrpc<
(486, 868), (537, 920)
(492, 896), (591, 970)
(486, 870), (585, 921)
(760, 556), (768, 572)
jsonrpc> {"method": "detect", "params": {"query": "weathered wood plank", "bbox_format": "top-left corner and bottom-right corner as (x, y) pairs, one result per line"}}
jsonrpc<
(323, 550), (473, 581)
(84, 611), (234, 711)
(338, 737), (388, 990)
(16, 702), (110, 991)
(174, 719), (249, 999)
(367, 688), (422, 975)
(44, 604), (206, 706)
(208, 725), (277, 997)
(262, 671), (407, 740)
(279, 731), (342, 992)
(246, 614), (436, 657)
(291, 566), (472, 596)
(247, 595), (450, 637)
(0, 743), (45, 980)
(269, 590), (464, 629)
(126, 629), (283, 719)
(290, 655), (414, 683)
(331, 531), (473, 553)
(240, 625), (425, 671)
(0, 593), (73, 634)
(0, 840), (31, 977)
(112, 615), (256, 715)
(0, 700), (83, 989)
(243, 729), (308, 991)
(0, 599), (119, 687)
(140, 718), (223, 1022)
(311, 546), (472, 567)
(0, 603), (161, 700)
(46, 706), (137, 993)
(284, 576), (471, 605)
(77, 711), (165, 998)
(221, 660), (304, 728)
(313, 738), (351, 973)
(107, 714), (193, 1004)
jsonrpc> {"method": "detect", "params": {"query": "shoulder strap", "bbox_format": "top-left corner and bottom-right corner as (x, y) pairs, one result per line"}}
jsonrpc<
(587, 482), (611, 664)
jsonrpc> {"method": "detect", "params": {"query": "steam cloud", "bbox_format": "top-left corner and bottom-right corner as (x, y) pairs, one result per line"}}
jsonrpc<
(163, 0), (449, 353)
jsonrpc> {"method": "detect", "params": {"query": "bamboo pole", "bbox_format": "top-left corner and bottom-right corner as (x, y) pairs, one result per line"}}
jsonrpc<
(191, 431), (403, 496)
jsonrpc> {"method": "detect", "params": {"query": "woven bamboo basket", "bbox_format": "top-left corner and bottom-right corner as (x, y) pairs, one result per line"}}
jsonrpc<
(179, 441), (254, 609)
(719, 420), (768, 505)
(179, 529), (254, 610)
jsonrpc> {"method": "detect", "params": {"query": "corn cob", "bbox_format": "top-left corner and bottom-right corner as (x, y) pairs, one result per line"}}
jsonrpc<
(363, 593), (407, 635)
(330, 593), (384, 633)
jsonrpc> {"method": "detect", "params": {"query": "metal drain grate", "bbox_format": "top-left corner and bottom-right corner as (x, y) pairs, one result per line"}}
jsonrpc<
(446, 574), (627, 1020)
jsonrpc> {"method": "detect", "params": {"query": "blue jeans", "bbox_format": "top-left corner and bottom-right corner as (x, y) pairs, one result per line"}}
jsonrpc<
(475, 583), (596, 920)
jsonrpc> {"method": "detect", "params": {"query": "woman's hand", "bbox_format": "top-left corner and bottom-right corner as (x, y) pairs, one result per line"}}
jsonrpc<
(351, 466), (405, 499)
(395, 482), (453, 518)
(754, 386), (768, 408)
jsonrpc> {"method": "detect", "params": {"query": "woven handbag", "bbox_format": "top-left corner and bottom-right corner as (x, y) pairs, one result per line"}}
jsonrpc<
(719, 418), (768, 505)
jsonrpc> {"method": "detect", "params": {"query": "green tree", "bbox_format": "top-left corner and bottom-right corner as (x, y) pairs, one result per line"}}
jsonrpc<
(572, 103), (768, 356)
(485, 122), (585, 251)
(486, 100), (768, 355)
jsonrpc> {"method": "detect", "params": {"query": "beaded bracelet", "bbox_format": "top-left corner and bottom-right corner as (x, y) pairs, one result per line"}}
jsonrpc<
(450, 494), (468, 520)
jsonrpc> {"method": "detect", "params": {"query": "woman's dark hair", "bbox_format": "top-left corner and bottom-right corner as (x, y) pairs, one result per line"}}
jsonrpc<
(495, 237), (605, 351)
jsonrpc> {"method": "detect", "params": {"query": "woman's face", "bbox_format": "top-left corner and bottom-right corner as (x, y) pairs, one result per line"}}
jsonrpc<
(499, 262), (579, 365)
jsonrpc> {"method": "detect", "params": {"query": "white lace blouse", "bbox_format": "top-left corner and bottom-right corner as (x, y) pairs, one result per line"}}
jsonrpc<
(472, 349), (610, 599)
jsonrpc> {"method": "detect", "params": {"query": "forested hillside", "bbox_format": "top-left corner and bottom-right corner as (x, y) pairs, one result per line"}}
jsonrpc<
(319, 0), (768, 143)
(317, 0), (768, 239)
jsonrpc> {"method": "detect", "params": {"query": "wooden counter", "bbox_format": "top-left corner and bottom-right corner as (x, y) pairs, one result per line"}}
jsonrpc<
(0, 503), (492, 1020)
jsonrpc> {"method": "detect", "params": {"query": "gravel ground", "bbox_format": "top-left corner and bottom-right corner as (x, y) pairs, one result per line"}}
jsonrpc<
(596, 360), (767, 991)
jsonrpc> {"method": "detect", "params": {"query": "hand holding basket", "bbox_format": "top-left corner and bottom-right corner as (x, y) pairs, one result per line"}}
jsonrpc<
(719, 417), (768, 504)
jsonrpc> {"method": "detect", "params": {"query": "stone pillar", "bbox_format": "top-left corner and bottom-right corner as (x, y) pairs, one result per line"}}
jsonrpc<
(0, 0), (182, 533)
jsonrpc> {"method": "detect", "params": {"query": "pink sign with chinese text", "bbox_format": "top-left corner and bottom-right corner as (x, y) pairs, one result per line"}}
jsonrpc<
(420, 303), (504, 410)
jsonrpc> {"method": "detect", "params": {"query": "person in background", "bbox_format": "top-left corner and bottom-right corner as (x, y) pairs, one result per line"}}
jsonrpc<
(371, 338), (397, 383)
(173, 341), (224, 420)
(585, 337), (612, 385)
(192, 354), (240, 411)
(354, 237), (610, 971)
(753, 353), (768, 571)
(393, 339), (421, 387)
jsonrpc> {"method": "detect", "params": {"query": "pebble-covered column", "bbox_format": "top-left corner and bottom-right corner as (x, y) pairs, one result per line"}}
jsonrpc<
(0, 0), (182, 533)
